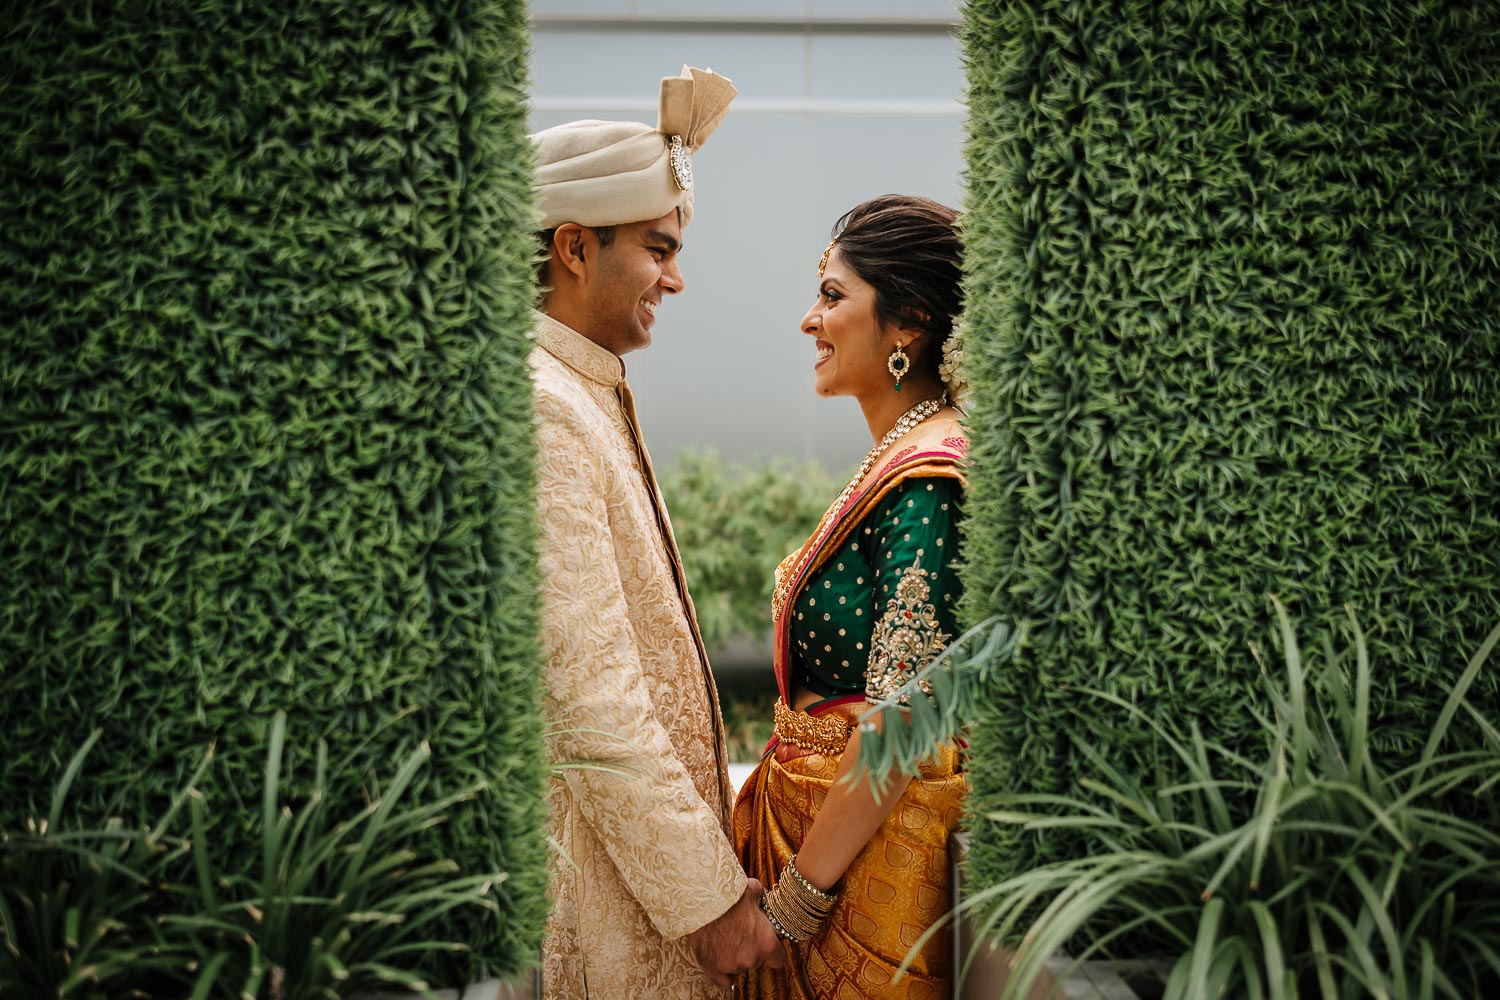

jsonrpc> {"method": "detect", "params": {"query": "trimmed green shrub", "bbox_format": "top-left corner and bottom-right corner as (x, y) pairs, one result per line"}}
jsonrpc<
(957, 0), (1500, 890)
(0, 0), (547, 980)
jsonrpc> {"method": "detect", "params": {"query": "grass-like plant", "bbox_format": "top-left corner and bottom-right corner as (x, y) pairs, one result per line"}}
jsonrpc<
(0, 730), (204, 999)
(949, 601), (1500, 999)
(163, 713), (507, 998)
(1, 714), (509, 999)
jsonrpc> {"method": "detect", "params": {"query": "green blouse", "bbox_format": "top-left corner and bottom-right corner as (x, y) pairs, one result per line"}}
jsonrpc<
(789, 476), (963, 703)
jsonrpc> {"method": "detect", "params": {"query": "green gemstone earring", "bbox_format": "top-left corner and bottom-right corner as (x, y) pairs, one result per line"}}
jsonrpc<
(887, 344), (910, 392)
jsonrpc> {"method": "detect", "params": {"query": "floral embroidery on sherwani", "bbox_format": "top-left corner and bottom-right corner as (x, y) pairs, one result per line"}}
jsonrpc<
(866, 559), (951, 704)
(531, 312), (744, 1000)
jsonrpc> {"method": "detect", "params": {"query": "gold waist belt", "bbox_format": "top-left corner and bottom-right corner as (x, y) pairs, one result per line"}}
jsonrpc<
(773, 701), (856, 755)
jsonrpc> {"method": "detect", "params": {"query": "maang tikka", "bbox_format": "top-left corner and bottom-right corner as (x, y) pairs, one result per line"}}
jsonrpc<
(818, 240), (836, 277)
(887, 343), (910, 391)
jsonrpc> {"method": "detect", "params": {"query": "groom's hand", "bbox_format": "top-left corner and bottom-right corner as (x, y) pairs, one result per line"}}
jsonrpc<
(684, 877), (787, 990)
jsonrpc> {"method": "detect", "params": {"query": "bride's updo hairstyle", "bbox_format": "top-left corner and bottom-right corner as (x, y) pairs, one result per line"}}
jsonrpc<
(827, 194), (962, 383)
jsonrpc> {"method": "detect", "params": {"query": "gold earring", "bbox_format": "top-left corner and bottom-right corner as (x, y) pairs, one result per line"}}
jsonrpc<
(887, 344), (910, 392)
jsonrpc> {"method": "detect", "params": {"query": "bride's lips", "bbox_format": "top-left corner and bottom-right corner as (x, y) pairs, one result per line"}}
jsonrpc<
(815, 340), (832, 367)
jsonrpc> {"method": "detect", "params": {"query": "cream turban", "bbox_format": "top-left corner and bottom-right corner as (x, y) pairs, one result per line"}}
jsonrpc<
(532, 66), (736, 230)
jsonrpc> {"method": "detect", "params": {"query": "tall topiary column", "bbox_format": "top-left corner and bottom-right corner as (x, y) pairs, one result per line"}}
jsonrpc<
(957, 0), (1500, 887)
(0, 0), (548, 979)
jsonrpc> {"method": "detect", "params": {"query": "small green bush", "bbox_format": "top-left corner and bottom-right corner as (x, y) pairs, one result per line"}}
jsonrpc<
(0, 0), (548, 978)
(658, 451), (837, 651)
(0, 731), (200, 998)
(957, 0), (1500, 890)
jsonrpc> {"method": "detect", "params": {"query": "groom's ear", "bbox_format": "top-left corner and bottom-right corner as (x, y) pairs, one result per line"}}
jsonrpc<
(552, 223), (593, 281)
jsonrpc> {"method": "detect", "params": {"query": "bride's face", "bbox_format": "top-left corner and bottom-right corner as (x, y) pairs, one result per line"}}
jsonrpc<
(800, 249), (899, 399)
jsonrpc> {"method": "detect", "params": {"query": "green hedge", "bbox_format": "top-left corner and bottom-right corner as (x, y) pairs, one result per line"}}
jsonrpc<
(0, 0), (548, 980)
(958, 0), (1500, 889)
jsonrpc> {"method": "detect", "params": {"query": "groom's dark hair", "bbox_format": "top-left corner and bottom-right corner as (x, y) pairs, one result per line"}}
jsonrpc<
(830, 194), (962, 378)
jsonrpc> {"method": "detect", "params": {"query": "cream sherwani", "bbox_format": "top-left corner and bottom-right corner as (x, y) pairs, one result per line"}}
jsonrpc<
(531, 312), (746, 999)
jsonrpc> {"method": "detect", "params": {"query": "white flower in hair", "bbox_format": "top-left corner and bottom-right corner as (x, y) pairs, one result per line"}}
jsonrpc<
(937, 317), (970, 407)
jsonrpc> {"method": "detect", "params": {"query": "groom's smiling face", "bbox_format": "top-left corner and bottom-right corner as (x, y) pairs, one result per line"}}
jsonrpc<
(801, 248), (897, 399)
(583, 208), (686, 357)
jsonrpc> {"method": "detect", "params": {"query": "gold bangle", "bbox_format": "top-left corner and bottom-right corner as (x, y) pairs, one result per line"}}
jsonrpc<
(786, 857), (839, 904)
(762, 883), (820, 943)
(778, 862), (839, 919)
(759, 892), (797, 942)
(759, 859), (839, 946)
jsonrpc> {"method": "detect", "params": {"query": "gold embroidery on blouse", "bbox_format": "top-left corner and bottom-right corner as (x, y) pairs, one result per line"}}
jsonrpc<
(865, 559), (951, 704)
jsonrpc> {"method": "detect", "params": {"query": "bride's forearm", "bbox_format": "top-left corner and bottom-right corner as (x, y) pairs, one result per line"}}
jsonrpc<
(789, 723), (915, 892)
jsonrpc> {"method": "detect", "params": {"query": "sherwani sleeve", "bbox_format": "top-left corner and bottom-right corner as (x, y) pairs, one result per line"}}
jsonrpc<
(534, 399), (747, 940)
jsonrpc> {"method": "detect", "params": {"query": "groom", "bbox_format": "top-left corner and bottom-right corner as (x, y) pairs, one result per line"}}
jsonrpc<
(527, 68), (783, 997)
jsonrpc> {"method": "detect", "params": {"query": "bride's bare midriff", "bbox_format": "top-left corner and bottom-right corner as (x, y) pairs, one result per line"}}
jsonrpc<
(791, 685), (839, 713)
(786, 689), (822, 710)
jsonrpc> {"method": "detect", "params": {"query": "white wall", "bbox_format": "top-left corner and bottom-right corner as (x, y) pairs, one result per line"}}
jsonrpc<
(529, 1), (966, 471)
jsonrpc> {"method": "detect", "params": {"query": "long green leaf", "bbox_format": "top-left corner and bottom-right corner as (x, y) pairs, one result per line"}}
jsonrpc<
(1346, 606), (1372, 788)
(262, 713), (288, 886)
(45, 730), (103, 836)
(1185, 896), (1225, 997)
(1341, 859), (1407, 999)
(1245, 899), (1289, 1000)
(1415, 620), (1500, 783)
(1312, 902), (1390, 999)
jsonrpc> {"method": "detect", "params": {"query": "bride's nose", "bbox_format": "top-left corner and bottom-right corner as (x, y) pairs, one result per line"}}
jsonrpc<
(800, 303), (819, 335)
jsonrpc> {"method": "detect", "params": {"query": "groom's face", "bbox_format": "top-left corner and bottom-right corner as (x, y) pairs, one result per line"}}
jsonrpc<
(582, 208), (686, 357)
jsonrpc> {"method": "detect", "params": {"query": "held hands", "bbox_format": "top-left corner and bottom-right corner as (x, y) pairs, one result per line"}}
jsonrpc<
(684, 877), (786, 990)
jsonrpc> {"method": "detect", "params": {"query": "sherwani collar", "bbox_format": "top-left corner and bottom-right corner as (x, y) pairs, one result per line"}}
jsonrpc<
(533, 309), (625, 387)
